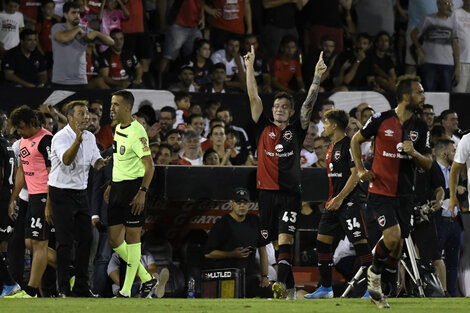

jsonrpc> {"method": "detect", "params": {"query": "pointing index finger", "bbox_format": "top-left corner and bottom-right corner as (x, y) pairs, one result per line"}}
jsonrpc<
(319, 51), (324, 61)
(251, 44), (254, 55)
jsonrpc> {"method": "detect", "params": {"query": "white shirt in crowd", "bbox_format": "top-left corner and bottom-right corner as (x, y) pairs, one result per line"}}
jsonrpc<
(300, 148), (318, 167)
(48, 124), (102, 190)
(210, 49), (245, 80)
(0, 10), (24, 50)
(454, 133), (470, 205)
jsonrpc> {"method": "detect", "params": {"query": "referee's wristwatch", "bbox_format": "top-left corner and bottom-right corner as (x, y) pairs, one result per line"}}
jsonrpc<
(139, 186), (148, 193)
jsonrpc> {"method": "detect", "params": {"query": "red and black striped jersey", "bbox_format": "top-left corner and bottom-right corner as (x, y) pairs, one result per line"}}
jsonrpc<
(326, 136), (357, 202)
(254, 113), (306, 193)
(360, 110), (431, 197)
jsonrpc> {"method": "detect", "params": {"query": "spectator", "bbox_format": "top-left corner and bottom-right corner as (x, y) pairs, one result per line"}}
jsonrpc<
(345, 117), (362, 139)
(440, 109), (461, 146)
(36, 0), (58, 70)
(333, 33), (373, 91)
(51, 1), (114, 88)
(202, 62), (235, 93)
(155, 143), (172, 165)
(183, 38), (213, 86)
(89, 100), (103, 120)
(204, 187), (271, 298)
(269, 35), (305, 93)
(168, 66), (199, 93)
(216, 107), (251, 152)
(173, 91), (191, 127)
(370, 31), (397, 92)
(314, 99), (335, 135)
(353, 0), (396, 37)
(360, 107), (374, 126)
(210, 36), (246, 91)
(171, 130), (203, 165)
(76, 0), (90, 27)
(149, 142), (159, 164)
(312, 137), (329, 168)
(422, 104), (436, 129)
(86, 43), (109, 89)
(188, 114), (206, 142)
(19, 0), (40, 29)
(159, 0), (204, 88)
(164, 129), (182, 161)
(242, 34), (271, 93)
(206, 124), (231, 166)
(411, 0), (459, 92)
(300, 123), (319, 168)
(189, 102), (203, 116)
(206, 0), (252, 51)
(147, 106), (176, 143)
(0, 0), (24, 58)
(203, 147), (220, 165)
(225, 129), (250, 165)
(43, 112), (57, 134)
(98, 28), (143, 89)
(261, 0), (302, 60)
(354, 102), (370, 121)
(454, 0), (470, 93)
(132, 112), (148, 130)
(98, 0), (129, 37)
(203, 99), (221, 135)
(119, 0), (153, 87)
(2, 29), (47, 87)
(87, 107), (101, 136)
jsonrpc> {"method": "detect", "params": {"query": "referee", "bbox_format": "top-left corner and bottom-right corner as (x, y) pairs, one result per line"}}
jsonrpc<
(47, 101), (110, 297)
(105, 90), (156, 298)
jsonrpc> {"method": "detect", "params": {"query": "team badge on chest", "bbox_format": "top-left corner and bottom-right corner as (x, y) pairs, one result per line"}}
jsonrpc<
(334, 150), (341, 160)
(120, 145), (126, 155)
(283, 130), (293, 141)
(409, 131), (418, 142)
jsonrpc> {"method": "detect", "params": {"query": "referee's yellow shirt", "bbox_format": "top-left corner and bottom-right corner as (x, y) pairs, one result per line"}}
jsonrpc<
(112, 120), (151, 182)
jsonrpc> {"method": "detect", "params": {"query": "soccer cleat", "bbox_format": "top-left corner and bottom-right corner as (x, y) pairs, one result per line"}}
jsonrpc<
(155, 268), (170, 298)
(367, 266), (384, 301)
(304, 285), (333, 299)
(371, 296), (391, 309)
(139, 277), (158, 299)
(272, 282), (287, 299)
(0, 284), (21, 297)
(362, 290), (371, 299)
(286, 288), (297, 300)
(115, 290), (130, 298)
(4, 290), (36, 298)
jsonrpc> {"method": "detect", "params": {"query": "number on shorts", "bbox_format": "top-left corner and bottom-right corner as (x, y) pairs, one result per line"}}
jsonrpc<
(346, 217), (361, 230)
(282, 211), (297, 223)
(31, 217), (43, 229)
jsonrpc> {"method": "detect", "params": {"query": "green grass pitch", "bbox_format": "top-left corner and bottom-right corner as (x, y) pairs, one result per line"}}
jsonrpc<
(1, 298), (470, 313)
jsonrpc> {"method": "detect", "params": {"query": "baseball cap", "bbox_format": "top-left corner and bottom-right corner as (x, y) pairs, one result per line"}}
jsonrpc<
(233, 187), (250, 202)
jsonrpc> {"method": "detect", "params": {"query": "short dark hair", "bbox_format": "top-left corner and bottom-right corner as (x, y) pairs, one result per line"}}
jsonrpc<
(174, 91), (190, 103)
(210, 63), (226, 74)
(194, 38), (210, 53)
(280, 35), (297, 48)
(320, 35), (336, 44)
(374, 31), (391, 45)
(361, 107), (375, 117)
(160, 106), (176, 120)
(167, 129), (181, 138)
(158, 143), (172, 153)
(133, 111), (148, 124)
(88, 107), (99, 117)
(216, 107), (232, 116)
(10, 105), (39, 129)
(20, 29), (36, 40)
(225, 35), (240, 45)
(41, 0), (54, 7)
(209, 118), (224, 130)
(43, 112), (54, 120)
(226, 128), (240, 141)
(431, 125), (446, 138)
(63, 1), (80, 14)
(356, 33), (371, 43)
(110, 28), (124, 37)
(36, 111), (46, 126)
(112, 90), (134, 108)
(440, 109), (457, 121)
(324, 109), (349, 131)
(205, 99), (221, 110)
(89, 99), (103, 107)
(189, 114), (203, 124)
(209, 124), (225, 138)
(273, 91), (295, 109)
(434, 138), (455, 155)
(396, 75), (421, 103)
(64, 100), (88, 117)
(422, 104), (434, 111)
(319, 99), (335, 111)
(203, 148), (219, 163)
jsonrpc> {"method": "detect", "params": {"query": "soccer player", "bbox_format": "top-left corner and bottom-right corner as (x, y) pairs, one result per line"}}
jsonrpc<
(244, 46), (326, 299)
(351, 75), (432, 308)
(8, 106), (53, 297)
(104, 90), (156, 298)
(304, 109), (373, 299)
(0, 116), (18, 297)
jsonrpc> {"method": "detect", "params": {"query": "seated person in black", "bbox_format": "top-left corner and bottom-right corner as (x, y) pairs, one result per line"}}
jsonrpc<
(98, 28), (143, 89)
(2, 29), (47, 87)
(204, 187), (272, 298)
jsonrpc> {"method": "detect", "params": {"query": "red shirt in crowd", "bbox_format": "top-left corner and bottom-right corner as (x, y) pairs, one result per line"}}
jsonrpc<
(121, 0), (144, 33)
(175, 0), (202, 28)
(270, 56), (302, 88)
(36, 19), (54, 52)
(211, 0), (245, 34)
(20, 0), (41, 20)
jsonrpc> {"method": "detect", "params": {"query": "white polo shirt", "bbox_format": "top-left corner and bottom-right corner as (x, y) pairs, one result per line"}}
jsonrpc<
(454, 133), (470, 205)
(48, 124), (102, 190)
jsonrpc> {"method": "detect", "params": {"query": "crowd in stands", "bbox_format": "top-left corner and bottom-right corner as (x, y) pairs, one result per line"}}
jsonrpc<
(0, 0), (469, 93)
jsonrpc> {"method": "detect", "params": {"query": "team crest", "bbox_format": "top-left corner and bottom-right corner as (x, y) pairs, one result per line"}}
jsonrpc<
(283, 130), (293, 141)
(409, 131), (418, 142)
(140, 137), (150, 152)
(120, 145), (126, 155)
(334, 151), (341, 160)
(261, 230), (269, 239)
(378, 215), (386, 227)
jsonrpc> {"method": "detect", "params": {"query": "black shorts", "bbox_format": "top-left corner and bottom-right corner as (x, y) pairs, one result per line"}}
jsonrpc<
(0, 200), (13, 241)
(25, 193), (51, 241)
(258, 190), (301, 242)
(412, 213), (441, 262)
(124, 33), (152, 60)
(108, 178), (146, 227)
(318, 198), (368, 243)
(367, 193), (414, 238)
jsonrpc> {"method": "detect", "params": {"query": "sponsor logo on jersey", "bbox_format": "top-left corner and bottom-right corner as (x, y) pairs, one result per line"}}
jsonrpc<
(275, 144), (284, 152)
(20, 147), (30, 158)
(384, 129), (394, 137)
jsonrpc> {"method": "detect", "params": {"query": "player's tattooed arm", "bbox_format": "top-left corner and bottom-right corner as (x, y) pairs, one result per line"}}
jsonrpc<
(300, 52), (327, 129)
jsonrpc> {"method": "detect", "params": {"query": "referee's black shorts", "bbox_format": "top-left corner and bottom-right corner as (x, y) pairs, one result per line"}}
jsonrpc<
(108, 177), (146, 227)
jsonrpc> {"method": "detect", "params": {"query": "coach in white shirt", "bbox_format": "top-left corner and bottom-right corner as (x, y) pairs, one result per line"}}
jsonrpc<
(46, 100), (109, 297)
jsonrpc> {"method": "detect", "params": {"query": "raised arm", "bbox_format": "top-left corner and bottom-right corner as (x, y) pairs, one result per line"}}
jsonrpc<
(300, 51), (327, 129)
(244, 45), (263, 122)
